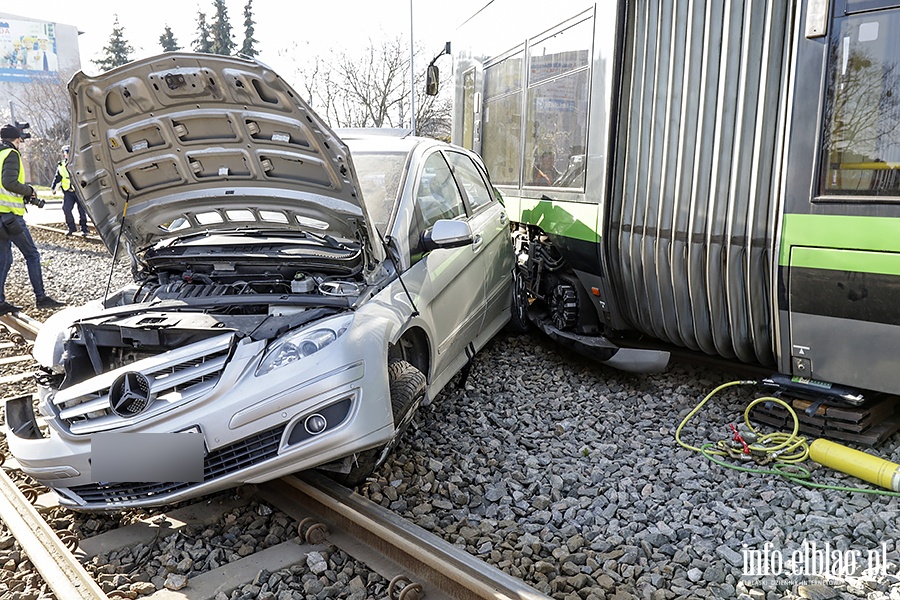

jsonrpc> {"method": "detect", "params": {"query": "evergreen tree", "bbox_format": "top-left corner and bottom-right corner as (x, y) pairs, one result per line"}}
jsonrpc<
(93, 15), (134, 71)
(193, 11), (213, 54)
(159, 25), (181, 52)
(240, 0), (258, 57)
(210, 0), (236, 56)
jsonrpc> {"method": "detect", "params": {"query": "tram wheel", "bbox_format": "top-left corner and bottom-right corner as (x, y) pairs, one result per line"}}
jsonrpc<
(549, 278), (579, 331)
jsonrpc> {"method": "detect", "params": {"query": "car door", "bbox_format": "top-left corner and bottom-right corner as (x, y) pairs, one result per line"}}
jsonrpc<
(406, 151), (485, 369)
(443, 150), (513, 347)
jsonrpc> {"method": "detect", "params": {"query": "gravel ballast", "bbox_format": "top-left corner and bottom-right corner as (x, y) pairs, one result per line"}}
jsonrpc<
(2, 227), (900, 600)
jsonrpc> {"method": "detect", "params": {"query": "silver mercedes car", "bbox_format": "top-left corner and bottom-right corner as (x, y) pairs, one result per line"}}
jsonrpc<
(4, 53), (514, 511)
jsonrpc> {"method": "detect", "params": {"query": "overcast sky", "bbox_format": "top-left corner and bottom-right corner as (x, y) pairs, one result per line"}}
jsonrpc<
(14, 0), (486, 80)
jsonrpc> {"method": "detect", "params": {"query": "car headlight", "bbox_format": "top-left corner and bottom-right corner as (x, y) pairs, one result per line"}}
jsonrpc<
(255, 314), (353, 376)
(32, 303), (102, 370)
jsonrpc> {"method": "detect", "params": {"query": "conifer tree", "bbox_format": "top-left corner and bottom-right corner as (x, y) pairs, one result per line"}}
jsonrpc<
(193, 11), (213, 53)
(93, 15), (134, 71)
(210, 0), (236, 56)
(159, 25), (181, 52)
(240, 0), (258, 57)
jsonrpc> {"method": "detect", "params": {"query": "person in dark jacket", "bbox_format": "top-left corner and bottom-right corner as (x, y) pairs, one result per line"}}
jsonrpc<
(51, 145), (89, 236)
(0, 124), (63, 315)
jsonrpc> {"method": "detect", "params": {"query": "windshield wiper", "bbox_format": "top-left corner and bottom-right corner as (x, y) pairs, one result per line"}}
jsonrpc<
(144, 228), (349, 254)
(297, 230), (345, 250)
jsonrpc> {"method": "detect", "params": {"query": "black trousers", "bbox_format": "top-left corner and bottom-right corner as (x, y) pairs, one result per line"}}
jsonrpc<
(62, 190), (88, 234)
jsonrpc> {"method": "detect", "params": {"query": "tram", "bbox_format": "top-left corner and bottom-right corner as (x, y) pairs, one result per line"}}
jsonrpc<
(444, 0), (900, 398)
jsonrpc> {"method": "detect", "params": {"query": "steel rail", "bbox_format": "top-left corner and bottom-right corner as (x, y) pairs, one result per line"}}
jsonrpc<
(262, 472), (552, 600)
(29, 222), (100, 242)
(0, 312), (42, 342)
(0, 314), (109, 599)
(0, 468), (108, 600)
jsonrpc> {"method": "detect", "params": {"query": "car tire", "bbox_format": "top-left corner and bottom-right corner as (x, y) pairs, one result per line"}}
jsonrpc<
(329, 360), (426, 487)
(506, 267), (531, 334)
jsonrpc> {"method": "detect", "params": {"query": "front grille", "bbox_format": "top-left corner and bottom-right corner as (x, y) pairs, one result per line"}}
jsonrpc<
(66, 424), (286, 505)
(52, 333), (234, 434)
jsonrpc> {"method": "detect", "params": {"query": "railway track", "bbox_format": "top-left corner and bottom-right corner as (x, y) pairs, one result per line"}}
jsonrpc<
(0, 312), (550, 600)
(28, 222), (102, 243)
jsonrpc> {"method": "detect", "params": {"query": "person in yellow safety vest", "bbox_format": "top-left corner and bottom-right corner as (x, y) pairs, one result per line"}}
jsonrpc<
(51, 145), (89, 236)
(0, 123), (64, 316)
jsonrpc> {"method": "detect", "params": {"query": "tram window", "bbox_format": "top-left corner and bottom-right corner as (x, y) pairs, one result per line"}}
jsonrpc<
(483, 53), (524, 186)
(485, 53), (522, 97)
(841, 0), (900, 14)
(821, 9), (900, 197)
(524, 19), (592, 190)
(524, 69), (590, 189)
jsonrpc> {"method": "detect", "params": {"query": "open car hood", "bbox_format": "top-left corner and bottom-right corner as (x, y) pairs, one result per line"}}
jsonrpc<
(67, 53), (382, 261)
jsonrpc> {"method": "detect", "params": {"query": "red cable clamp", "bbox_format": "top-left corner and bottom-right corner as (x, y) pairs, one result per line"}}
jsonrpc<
(729, 424), (750, 455)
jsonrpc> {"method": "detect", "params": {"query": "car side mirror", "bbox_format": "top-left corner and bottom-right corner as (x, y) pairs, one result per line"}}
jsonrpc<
(426, 64), (439, 96)
(422, 219), (472, 251)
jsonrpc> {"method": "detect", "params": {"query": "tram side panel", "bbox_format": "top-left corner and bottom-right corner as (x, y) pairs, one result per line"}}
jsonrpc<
(608, 0), (793, 368)
(451, 0), (900, 395)
(451, 0), (791, 370)
(779, 2), (900, 395)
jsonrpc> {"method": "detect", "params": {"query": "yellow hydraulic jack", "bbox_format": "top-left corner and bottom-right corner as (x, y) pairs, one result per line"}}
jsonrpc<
(809, 438), (900, 493)
(678, 380), (900, 496)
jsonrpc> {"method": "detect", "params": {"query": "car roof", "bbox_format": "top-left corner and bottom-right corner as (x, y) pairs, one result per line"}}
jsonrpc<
(339, 130), (465, 159)
(335, 128), (412, 140)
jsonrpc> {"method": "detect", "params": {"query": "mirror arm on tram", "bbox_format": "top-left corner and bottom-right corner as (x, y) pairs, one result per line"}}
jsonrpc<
(425, 42), (452, 96)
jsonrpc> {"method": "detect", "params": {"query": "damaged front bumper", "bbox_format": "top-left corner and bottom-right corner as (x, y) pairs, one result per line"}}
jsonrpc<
(5, 331), (394, 511)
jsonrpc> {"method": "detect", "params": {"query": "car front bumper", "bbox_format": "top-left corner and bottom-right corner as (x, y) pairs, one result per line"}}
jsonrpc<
(5, 332), (394, 511)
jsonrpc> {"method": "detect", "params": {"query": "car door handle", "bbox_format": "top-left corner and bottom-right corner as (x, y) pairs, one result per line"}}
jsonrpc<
(472, 233), (483, 250)
(499, 212), (508, 225)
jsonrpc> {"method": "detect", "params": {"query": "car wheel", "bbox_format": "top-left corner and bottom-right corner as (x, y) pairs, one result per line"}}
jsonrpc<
(506, 267), (531, 333)
(330, 360), (426, 487)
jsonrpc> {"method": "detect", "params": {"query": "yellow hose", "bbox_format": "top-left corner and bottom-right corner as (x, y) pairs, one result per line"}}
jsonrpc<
(676, 381), (809, 463)
(682, 381), (900, 496)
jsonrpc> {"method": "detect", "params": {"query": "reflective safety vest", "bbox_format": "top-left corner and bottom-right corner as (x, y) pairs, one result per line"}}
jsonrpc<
(57, 161), (73, 192)
(0, 147), (26, 216)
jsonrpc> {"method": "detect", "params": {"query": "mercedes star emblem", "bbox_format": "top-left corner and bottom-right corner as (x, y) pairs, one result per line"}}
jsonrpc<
(109, 372), (153, 417)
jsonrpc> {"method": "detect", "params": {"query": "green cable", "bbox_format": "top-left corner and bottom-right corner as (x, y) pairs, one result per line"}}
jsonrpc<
(679, 381), (900, 497)
(700, 443), (900, 497)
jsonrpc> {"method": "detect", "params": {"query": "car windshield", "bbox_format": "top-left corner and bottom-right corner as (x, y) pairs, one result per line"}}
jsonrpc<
(351, 151), (408, 235)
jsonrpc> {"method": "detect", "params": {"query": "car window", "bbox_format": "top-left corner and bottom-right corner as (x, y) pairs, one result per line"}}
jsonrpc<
(445, 151), (495, 212)
(416, 153), (466, 228)
(349, 151), (408, 235)
(408, 152), (467, 263)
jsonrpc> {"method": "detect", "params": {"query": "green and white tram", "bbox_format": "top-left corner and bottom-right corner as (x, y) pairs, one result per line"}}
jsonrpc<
(445, 0), (900, 398)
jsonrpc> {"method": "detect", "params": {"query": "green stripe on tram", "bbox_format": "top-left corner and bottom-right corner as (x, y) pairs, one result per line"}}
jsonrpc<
(505, 196), (601, 243)
(780, 214), (900, 275)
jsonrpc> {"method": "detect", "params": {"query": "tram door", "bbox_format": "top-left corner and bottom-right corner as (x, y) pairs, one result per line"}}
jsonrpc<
(786, 1), (900, 394)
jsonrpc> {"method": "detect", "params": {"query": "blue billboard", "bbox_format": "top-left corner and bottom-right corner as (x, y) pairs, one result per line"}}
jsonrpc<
(0, 18), (59, 82)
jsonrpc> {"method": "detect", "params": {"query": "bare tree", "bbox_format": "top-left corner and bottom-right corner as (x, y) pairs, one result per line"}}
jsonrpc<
(285, 36), (451, 139)
(7, 72), (74, 185)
